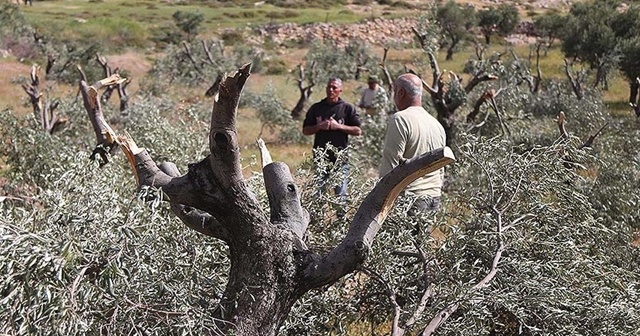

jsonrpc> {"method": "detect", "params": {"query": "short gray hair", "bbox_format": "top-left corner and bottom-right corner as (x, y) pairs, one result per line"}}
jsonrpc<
(395, 76), (422, 98)
(328, 77), (343, 87)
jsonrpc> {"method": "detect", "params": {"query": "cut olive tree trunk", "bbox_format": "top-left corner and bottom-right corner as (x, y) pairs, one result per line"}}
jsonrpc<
(86, 64), (455, 335)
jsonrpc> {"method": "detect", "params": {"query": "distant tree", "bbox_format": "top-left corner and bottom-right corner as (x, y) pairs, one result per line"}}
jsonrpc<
(610, 3), (640, 39)
(533, 11), (566, 53)
(477, 4), (519, 45)
(561, 0), (619, 89)
(172, 10), (204, 42)
(435, 1), (477, 60)
(618, 37), (640, 106)
(611, 5), (640, 105)
(477, 7), (502, 45)
(304, 40), (378, 82)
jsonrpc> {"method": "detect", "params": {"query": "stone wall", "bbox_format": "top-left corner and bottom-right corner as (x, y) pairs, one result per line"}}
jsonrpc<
(251, 18), (419, 48)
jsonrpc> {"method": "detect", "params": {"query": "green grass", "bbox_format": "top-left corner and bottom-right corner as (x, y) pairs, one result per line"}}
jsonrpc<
(21, 1), (401, 49)
(9, 0), (638, 167)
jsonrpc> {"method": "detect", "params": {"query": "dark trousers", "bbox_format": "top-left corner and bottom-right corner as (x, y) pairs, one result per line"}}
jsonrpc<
(408, 196), (441, 235)
(408, 196), (441, 215)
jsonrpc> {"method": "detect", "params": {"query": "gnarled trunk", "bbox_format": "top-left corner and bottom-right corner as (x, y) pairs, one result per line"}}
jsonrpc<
(81, 64), (456, 335)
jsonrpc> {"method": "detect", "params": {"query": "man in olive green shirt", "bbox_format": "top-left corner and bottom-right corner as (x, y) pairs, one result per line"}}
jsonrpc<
(379, 73), (446, 214)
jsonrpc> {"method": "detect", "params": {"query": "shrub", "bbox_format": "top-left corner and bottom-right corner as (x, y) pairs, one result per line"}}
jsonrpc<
(220, 29), (244, 46)
(262, 57), (288, 75)
(172, 10), (204, 41)
(243, 86), (307, 145)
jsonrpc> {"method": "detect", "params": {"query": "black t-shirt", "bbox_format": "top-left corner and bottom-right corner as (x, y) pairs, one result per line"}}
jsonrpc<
(303, 98), (361, 161)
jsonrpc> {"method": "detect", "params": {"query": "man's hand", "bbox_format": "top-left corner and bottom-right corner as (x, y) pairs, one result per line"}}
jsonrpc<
(327, 117), (342, 131)
(316, 116), (331, 130)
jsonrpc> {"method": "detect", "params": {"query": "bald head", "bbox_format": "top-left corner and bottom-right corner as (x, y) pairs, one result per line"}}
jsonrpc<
(393, 73), (423, 110)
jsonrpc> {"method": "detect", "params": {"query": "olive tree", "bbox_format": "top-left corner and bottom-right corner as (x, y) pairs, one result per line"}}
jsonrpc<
(477, 4), (520, 45)
(435, 0), (477, 60)
(611, 5), (640, 106)
(76, 64), (455, 335)
(561, 0), (620, 89)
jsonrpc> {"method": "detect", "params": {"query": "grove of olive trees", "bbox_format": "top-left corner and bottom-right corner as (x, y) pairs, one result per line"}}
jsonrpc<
(2, 1), (640, 335)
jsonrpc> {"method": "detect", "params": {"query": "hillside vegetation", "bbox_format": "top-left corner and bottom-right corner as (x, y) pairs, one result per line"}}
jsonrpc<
(2, 0), (640, 335)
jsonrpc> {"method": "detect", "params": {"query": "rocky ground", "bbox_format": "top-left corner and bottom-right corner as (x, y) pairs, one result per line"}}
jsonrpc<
(247, 0), (578, 47)
(250, 17), (540, 48)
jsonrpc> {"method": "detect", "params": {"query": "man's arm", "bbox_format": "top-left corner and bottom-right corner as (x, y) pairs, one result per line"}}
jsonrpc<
(358, 90), (366, 108)
(379, 116), (406, 177)
(302, 105), (329, 135)
(338, 104), (362, 136)
(303, 122), (328, 135)
(329, 120), (362, 136)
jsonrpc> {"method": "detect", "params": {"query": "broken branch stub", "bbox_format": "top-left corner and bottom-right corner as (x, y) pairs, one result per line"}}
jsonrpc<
(78, 69), (126, 166)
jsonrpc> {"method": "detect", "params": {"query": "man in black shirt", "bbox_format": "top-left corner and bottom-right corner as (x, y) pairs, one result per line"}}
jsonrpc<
(303, 77), (361, 199)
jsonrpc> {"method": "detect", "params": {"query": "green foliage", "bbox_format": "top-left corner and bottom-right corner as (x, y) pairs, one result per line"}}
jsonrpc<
(0, 3), (31, 38)
(262, 57), (288, 75)
(146, 38), (264, 90)
(44, 43), (104, 85)
(350, 112), (389, 168)
(534, 11), (566, 43)
(284, 127), (640, 334)
(243, 86), (307, 144)
(151, 22), (187, 47)
(618, 36), (640, 84)
(413, 9), (442, 53)
(4, 7), (640, 333)
(265, 0), (348, 8)
(436, 0), (477, 60)
(0, 3), (39, 60)
(614, 5), (640, 88)
(220, 29), (245, 46)
(304, 41), (379, 83)
(477, 4), (520, 45)
(560, 0), (621, 87)
(0, 99), (230, 335)
(172, 10), (204, 41)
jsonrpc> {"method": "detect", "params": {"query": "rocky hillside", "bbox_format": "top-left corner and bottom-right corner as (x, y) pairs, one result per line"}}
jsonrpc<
(251, 17), (540, 47)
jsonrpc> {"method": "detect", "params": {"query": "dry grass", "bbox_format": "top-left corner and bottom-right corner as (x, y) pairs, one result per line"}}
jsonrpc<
(0, 59), (33, 115)
(2, 40), (634, 175)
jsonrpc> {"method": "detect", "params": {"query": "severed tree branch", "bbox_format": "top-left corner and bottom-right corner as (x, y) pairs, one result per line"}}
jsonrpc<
(530, 42), (543, 93)
(117, 78), (131, 112)
(182, 41), (205, 79)
(579, 122), (608, 149)
(304, 147), (455, 288)
(117, 65), (269, 242)
(421, 207), (507, 336)
(21, 64), (67, 134)
(360, 267), (404, 336)
(488, 92), (510, 138)
(380, 47), (394, 98)
(291, 61), (316, 119)
(467, 89), (495, 123)
(45, 53), (56, 76)
(564, 59), (584, 100)
(257, 139), (309, 250)
(557, 111), (569, 140)
(557, 112), (608, 149)
(78, 67), (126, 166)
(158, 161), (230, 242)
(96, 53), (116, 104)
(464, 73), (498, 94)
(88, 64), (460, 333)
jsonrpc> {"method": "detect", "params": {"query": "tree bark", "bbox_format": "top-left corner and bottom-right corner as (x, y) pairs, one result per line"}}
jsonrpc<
(629, 78), (639, 106)
(107, 64), (456, 335)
